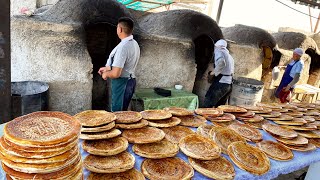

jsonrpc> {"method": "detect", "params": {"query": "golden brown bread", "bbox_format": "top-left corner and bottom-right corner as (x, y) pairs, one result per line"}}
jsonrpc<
(79, 129), (121, 140)
(122, 127), (165, 144)
(279, 142), (317, 152)
(141, 157), (194, 180)
(84, 151), (135, 173)
(256, 140), (293, 161)
(116, 119), (149, 129)
(140, 110), (172, 120)
(188, 157), (235, 180)
(4, 111), (81, 147)
(228, 122), (262, 142)
(81, 121), (115, 133)
(74, 110), (116, 127)
(196, 124), (217, 138)
(203, 113), (235, 122)
(273, 135), (308, 146)
(267, 115), (294, 121)
(309, 138), (320, 147)
(296, 130), (320, 138)
(237, 115), (264, 122)
(82, 137), (128, 156)
(243, 120), (269, 129)
(273, 118), (307, 126)
(162, 126), (195, 144)
(147, 117), (181, 128)
(262, 123), (298, 139)
(178, 115), (207, 127)
(217, 105), (247, 113)
(227, 141), (270, 175)
(88, 169), (145, 180)
(260, 112), (282, 118)
(179, 134), (221, 160)
(114, 111), (142, 124)
(163, 107), (193, 116)
(133, 139), (179, 159)
(194, 108), (223, 116)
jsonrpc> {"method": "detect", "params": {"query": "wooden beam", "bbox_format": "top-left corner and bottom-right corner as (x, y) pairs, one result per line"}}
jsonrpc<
(174, 0), (209, 4)
(0, 0), (11, 123)
(309, 6), (313, 32)
(216, 0), (224, 25)
(314, 12), (320, 33)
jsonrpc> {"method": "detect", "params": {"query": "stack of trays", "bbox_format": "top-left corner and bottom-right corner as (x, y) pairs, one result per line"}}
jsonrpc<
(0, 111), (82, 180)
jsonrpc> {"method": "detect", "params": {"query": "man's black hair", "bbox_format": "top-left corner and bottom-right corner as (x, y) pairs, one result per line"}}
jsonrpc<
(118, 17), (134, 34)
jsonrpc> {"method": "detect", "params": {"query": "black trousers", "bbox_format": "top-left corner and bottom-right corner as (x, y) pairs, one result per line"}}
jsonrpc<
(203, 76), (232, 108)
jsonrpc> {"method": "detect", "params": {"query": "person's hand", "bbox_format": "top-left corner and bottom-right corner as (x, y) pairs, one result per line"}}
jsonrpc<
(98, 67), (106, 75)
(284, 86), (290, 92)
(102, 72), (108, 80)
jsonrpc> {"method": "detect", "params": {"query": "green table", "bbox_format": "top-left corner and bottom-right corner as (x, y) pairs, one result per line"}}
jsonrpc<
(131, 88), (198, 111)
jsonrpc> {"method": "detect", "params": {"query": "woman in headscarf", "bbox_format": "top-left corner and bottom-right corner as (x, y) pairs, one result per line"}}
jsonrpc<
(204, 39), (234, 107)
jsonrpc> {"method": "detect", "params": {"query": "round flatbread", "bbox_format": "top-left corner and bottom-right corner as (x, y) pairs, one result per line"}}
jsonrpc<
(0, 150), (80, 174)
(302, 116), (316, 123)
(122, 127), (165, 144)
(260, 112), (282, 118)
(0, 142), (78, 164)
(88, 169), (145, 180)
(280, 142), (317, 152)
(296, 108), (308, 112)
(133, 139), (179, 159)
(233, 111), (255, 118)
(238, 105), (264, 112)
(204, 113), (235, 122)
(254, 108), (273, 114)
(2, 155), (82, 180)
(81, 121), (115, 133)
(188, 156), (235, 180)
(256, 140), (293, 161)
(194, 108), (223, 117)
(114, 111), (142, 124)
(309, 138), (320, 147)
(267, 115), (294, 121)
(80, 129), (121, 140)
(163, 107), (193, 116)
(283, 124), (317, 131)
(147, 117), (181, 128)
(244, 120), (269, 129)
(273, 135), (308, 146)
(256, 103), (282, 110)
(140, 110), (172, 120)
(227, 141), (270, 175)
(297, 130), (320, 138)
(179, 115), (207, 127)
(74, 110), (116, 127)
(304, 111), (320, 116)
(197, 124), (217, 138)
(262, 123), (298, 139)
(237, 115), (264, 122)
(179, 134), (220, 160)
(274, 108), (289, 113)
(162, 126), (195, 144)
(116, 119), (149, 129)
(4, 111), (81, 147)
(228, 122), (263, 142)
(309, 121), (320, 128)
(141, 157), (194, 180)
(217, 105), (247, 113)
(273, 118), (307, 126)
(0, 137), (77, 159)
(285, 111), (304, 117)
(211, 127), (246, 154)
(82, 137), (128, 156)
(211, 121), (235, 127)
(84, 151), (135, 173)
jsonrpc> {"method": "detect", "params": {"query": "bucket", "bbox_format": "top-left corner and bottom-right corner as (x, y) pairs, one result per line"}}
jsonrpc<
(11, 81), (49, 119)
(229, 77), (264, 106)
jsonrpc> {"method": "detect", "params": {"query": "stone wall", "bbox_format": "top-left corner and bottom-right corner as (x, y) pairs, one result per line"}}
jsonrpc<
(135, 36), (197, 91)
(11, 17), (93, 115)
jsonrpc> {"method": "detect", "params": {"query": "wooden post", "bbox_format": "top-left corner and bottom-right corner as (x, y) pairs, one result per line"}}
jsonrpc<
(216, 0), (224, 25)
(0, 0), (11, 123)
(314, 12), (320, 33)
(309, 7), (313, 32)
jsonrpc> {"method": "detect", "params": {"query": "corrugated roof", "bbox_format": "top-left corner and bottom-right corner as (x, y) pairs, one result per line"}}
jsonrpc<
(290, 0), (320, 9)
(117, 0), (173, 11)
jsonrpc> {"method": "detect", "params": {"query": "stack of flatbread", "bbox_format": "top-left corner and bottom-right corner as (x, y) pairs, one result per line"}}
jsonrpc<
(196, 107), (236, 127)
(141, 109), (180, 128)
(114, 111), (148, 129)
(0, 111), (83, 180)
(75, 110), (121, 140)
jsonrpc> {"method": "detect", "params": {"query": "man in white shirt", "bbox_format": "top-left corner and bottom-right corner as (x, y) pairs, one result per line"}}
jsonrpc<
(98, 17), (140, 112)
(204, 39), (234, 107)
(275, 48), (304, 99)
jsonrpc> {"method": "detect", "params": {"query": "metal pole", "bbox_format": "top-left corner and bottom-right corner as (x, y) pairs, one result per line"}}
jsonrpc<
(0, 0), (11, 123)
(216, 0), (225, 25)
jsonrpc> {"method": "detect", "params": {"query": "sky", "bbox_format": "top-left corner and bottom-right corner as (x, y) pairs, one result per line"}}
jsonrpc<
(210, 0), (320, 33)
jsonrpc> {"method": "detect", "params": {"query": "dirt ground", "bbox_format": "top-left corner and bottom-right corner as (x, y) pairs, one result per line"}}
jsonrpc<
(274, 167), (308, 180)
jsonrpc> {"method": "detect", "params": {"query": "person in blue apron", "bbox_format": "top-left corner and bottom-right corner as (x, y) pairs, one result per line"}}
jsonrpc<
(204, 39), (234, 108)
(275, 48), (304, 99)
(98, 17), (140, 112)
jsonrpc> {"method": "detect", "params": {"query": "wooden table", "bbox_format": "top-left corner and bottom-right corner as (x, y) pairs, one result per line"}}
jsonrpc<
(293, 84), (320, 103)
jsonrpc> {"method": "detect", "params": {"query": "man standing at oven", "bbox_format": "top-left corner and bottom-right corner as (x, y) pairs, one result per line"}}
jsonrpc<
(98, 17), (140, 112)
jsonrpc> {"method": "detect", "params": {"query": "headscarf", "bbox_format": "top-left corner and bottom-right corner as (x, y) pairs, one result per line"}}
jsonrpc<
(214, 39), (230, 61)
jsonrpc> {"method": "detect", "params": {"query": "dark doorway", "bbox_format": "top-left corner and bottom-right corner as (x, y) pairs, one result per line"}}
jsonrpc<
(193, 35), (214, 81)
(305, 48), (320, 88)
(85, 22), (120, 110)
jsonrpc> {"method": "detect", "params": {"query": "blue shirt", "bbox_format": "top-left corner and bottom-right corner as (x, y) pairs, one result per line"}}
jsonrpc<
(288, 60), (303, 78)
